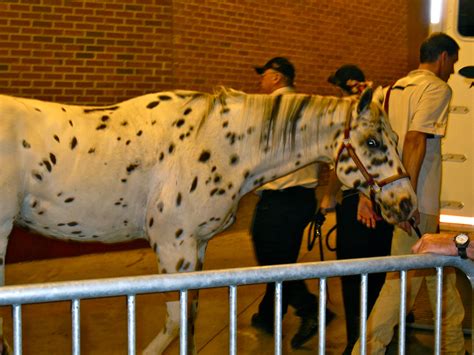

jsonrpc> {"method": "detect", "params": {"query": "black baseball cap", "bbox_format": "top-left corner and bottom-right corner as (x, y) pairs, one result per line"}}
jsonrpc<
(255, 57), (295, 82)
(328, 64), (365, 92)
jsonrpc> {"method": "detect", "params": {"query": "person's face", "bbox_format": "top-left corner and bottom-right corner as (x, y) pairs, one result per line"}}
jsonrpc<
(439, 51), (458, 82)
(259, 69), (280, 93)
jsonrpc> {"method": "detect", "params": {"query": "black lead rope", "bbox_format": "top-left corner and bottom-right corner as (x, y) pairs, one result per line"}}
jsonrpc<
(409, 217), (422, 238)
(307, 209), (337, 261)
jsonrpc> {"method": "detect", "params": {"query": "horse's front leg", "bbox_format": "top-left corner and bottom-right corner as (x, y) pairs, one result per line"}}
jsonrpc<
(143, 237), (207, 355)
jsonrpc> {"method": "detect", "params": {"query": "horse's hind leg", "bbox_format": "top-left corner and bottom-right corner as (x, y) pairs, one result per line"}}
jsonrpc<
(143, 238), (207, 355)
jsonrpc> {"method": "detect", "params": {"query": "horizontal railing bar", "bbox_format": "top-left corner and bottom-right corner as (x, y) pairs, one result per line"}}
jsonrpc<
(0, 255), (471, 306)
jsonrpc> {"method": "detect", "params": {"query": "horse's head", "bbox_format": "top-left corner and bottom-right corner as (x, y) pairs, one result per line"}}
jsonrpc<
(334, 88), (417, 224)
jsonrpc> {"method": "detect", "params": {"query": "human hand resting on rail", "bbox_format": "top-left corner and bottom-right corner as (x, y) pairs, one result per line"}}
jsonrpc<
(357, 194), (380, 229)
(412, 232), (473, 261)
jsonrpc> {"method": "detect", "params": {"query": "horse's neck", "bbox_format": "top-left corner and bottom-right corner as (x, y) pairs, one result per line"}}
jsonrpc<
(237, 94), (350, 195)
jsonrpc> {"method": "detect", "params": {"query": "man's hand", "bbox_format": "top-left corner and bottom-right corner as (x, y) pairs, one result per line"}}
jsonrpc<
(357, 194), (380, 229)
(412, 233), (457, 256)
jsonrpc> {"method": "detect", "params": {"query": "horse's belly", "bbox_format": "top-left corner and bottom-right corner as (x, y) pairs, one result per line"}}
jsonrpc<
(17, 190), (148, 243)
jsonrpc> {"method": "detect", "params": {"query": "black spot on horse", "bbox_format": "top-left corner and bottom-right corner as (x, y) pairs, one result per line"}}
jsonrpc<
(147, 101), (160, 109)
(243, 170), (250, 179)
(53, 135), (60, 143)
(159, 152), (164, 161)
(176, 193), (182, 206)
(70, 137), (78, 150)
(121, 121), (128, 126)
(184, 108), (192, 115)
(175, 229), (183, 238)
(121, 178), (127, 183)
(159, 95), (172, 101)
(101, 115), (109, 122)
(218, 189), (226, 195)
(229, 154), (239, 165)
(198, 222), (207, 227)
(69, 120), (74, 127)
(96, 124), (107, 130)
(32, 172), (43, 181)
(176, 119), (185, 128)
(67, 222), (78, 226)
(371, 156), (388, 166)
(83, 106), (119, 114)
(49, 153), (56, 165)
(64, 197), (75, 203)
(42, 160), (52, 172)
(222, 121), (228, 128)
(169, 144), (175, 154)
(126, 163), (139, 174)
(136, 130), (143, 137)
(157, 201), (164, 212)
(211, 166), (217, 172)
(190, 177), (198, 192)
(126, 140), (131, 145)
(176, 258), (185, 271)
(210, 188), (218, 196)
(88, 148), (95, 154)
(22, 140), (31, 149)
(353, 179), (361, 188)
(35, 108), (41, 112)
(199, 151), (211, 162)
(149, 218), (154, 228)
(213, 175), (221, 184)
(179, 134), (185, 140)
(344, 166), (358, 174)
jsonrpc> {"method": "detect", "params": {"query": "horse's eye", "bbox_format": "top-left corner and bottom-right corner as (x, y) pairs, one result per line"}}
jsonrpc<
(367, 137), (380, 148)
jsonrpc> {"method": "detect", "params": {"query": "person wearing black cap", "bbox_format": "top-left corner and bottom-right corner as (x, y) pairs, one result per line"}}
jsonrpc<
(250, 57), (334, 348)
(321, 64), (394, 354)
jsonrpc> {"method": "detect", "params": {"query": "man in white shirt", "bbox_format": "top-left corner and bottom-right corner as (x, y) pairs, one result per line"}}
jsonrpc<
(353, 33), (465, 355)
(250, 57), (334, 348)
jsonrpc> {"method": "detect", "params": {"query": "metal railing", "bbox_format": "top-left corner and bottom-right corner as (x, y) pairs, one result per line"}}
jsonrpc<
(0, 254), (472, 355)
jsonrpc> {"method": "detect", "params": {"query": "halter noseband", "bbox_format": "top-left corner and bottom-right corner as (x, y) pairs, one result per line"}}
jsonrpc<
(335, 102), (409, 212)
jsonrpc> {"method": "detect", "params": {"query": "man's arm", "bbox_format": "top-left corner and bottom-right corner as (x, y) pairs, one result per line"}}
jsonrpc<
(412, 233), (474, 261)
(319, 169), (341, 212)
(399, 130), (427, 233)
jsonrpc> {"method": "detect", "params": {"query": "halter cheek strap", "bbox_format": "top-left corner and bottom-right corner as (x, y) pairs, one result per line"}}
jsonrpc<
(335, 103), (410, 214)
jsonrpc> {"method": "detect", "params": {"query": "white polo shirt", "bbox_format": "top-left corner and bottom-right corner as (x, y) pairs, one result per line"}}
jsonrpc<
(257, 86), (319, 191)
(387, 69), (451, 215)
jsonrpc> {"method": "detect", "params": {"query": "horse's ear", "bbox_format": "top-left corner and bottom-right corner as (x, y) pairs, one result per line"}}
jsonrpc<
(357, 88), (373, 113)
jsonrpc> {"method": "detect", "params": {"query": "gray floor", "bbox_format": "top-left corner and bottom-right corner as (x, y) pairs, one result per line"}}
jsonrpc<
(0, 194), (472, 354)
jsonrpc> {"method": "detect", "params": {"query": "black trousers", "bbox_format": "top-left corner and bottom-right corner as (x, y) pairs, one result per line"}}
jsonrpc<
(251, 186), (317, 323)
(336, 190), (393, 347)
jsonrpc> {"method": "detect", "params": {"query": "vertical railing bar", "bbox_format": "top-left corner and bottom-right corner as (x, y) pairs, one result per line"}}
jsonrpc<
(318, 278), (327, 355)
(127, 295), (136, 355)
(434, 267), (443, 355)
(71, 298), (80, 355)
(180, 290), (188, 355)
(398, 271), (407, 355)
(360, 274), (368, 355)
(274, 281), (282, 355)
(229, 285), (237, 355)
(12, 304), (22, 355)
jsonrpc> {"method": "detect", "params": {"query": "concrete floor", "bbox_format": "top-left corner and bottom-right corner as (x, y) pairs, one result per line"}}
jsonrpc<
(0, 194), (472, 354)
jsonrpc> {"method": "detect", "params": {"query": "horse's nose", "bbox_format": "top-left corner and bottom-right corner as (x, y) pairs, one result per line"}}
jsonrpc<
(399, 197), (413, 219)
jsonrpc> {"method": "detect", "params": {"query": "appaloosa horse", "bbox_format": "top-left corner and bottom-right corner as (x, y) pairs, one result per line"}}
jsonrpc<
(0, 87), (415, 353)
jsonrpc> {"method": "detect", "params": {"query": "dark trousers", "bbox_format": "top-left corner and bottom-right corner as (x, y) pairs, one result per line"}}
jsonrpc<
(336, 190), (393, 347)
(251, 186), (317, 323)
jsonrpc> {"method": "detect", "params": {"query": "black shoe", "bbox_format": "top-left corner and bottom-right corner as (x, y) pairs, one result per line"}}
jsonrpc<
(291, 309), (335, 349)
(251, 313), (273, 335)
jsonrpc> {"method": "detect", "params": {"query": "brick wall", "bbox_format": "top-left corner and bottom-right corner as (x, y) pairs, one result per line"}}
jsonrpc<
(0, 0), (420, 106)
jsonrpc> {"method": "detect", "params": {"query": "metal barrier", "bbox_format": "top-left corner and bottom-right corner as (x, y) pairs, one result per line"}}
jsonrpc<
(0, 254), (472, 355)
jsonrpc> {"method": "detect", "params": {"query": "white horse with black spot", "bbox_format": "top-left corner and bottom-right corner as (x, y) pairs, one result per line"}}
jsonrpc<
(0, 87), (416, 353)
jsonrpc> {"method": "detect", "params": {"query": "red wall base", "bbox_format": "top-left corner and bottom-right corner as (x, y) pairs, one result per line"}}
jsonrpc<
(5, 227), (149, 264)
